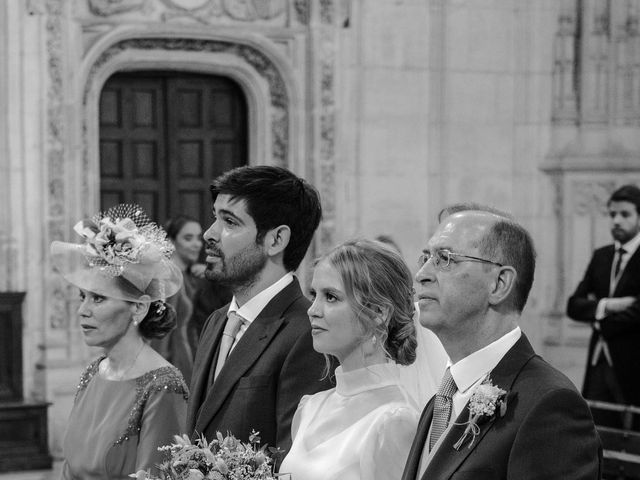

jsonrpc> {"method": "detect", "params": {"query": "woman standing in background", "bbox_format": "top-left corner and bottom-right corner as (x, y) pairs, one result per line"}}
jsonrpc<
(151, 215), (203, 383)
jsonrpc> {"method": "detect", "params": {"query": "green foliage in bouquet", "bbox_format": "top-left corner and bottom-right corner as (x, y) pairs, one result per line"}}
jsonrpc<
(130, 431), (284, 480)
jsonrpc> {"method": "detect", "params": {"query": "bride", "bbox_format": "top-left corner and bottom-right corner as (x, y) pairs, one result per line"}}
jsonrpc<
(279, 239), (419, 480)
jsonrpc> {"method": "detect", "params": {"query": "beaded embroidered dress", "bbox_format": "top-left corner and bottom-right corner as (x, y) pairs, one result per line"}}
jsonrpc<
(61, 357), (189, 480)
(279, 363), (419, 480)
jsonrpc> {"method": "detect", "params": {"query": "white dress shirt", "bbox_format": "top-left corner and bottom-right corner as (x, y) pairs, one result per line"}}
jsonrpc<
(227, 272), (294, 351)
(418, 327), (521, 477)
(448, 327), (521, 419)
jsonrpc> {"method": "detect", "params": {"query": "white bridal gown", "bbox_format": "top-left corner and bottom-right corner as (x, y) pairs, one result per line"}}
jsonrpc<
(279, 362), (419, 480)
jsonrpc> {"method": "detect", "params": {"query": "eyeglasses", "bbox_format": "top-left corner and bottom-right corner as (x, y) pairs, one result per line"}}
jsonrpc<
(418, 249), (503, 270)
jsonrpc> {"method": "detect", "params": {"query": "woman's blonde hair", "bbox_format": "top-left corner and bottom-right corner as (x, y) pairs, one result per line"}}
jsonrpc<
(317, 239), (417, 366)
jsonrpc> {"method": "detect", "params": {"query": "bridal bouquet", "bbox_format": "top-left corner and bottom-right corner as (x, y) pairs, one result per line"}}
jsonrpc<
(131, 431), (285, 480)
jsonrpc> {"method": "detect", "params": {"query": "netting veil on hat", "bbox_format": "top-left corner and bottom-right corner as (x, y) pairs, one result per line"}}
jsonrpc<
(51, 204), (182, 302)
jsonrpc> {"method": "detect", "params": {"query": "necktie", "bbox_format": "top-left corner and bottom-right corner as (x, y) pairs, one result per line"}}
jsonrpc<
(213, 312), (245, 380)
(614, 247), (627, 279)
(429, 367), (458, 450)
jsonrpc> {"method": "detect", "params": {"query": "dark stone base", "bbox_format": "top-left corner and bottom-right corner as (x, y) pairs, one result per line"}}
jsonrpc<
(0, 402), (52, 472)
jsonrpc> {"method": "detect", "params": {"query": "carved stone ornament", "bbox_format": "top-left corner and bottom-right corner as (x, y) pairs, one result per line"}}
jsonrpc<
(158, 0), (223, 20)
(293, 0), (309, 25)
(316, 25), (337, 250)
(89, 0), (286, 22)
(46, 0), (69, 330)
(161, 0), (211, 9)
(223, 0), (285, 21)
(89, 0), (148, 16)
(320, 0), (333, 24)
(572, 180), (617, 216)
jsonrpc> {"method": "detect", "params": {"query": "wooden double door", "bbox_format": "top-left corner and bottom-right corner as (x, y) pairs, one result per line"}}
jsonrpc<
(99, 71), (248, 229)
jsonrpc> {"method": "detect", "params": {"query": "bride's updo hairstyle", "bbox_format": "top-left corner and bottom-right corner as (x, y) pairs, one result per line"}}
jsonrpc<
(319, 239), (417, 365)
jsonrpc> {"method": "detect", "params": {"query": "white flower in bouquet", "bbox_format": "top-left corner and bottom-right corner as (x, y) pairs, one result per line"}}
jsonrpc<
(131, 430), (284, 480)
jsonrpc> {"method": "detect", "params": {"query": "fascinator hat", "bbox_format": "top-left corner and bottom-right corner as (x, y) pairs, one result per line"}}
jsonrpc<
(50, 204), (182, 302)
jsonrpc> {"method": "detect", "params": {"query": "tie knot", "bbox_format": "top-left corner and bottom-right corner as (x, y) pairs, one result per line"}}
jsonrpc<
(437, 367), (457, 398)
(619, 247), (627, 256)
(224, 311), (245, 337)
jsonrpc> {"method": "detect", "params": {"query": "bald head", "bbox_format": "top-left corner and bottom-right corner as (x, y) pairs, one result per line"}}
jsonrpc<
(438, 203), (513, 224)
(451, 211), (536, 313)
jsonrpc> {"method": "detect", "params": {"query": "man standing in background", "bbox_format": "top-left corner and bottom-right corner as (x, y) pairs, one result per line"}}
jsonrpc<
(567, 184), (640, 427)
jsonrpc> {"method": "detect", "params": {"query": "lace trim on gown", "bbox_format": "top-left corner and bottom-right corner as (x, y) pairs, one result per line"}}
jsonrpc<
(76, 356), (189, 446)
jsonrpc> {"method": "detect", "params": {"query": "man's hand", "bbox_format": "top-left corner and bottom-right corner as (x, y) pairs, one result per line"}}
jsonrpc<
(605, 296), (636, 314)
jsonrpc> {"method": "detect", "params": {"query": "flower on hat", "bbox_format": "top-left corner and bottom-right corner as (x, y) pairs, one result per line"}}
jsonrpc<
(51, 204), (183, 302)
(73, 204), (174, 280)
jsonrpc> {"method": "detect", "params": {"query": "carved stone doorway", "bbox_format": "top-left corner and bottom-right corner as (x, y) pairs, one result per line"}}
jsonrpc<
(99, 71), (248, 227)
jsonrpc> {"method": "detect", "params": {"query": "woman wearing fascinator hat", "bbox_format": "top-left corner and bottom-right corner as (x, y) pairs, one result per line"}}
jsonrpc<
(51, 204), (189, 480)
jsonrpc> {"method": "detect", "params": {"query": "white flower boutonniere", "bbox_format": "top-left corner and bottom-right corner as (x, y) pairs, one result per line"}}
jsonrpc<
(453, 377), (508, 451)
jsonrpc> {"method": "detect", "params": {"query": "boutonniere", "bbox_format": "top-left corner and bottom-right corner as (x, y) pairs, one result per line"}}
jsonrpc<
(453, 376), (508, 450)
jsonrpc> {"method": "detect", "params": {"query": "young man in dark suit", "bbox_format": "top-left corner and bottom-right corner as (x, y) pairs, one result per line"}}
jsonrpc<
(186, 165), (332, 457)
(402, 207), (601, 480)
(567, 184), (640, 427)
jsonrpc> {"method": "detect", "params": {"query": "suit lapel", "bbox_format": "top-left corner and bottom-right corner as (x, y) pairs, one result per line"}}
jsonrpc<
(593, 246), (615, 298)
(401, 399), (435, 480)
(186, 307), (227, 434)
(614, 246), (640, 295)
(193, 279), (304, 436)
(423, 335), (536, 480)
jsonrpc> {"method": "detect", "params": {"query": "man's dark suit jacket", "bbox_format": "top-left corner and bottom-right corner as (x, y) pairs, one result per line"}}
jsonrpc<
(402, 335), (602, 480)
(567, 244), (640, 406)
(185, 278), (332, 456)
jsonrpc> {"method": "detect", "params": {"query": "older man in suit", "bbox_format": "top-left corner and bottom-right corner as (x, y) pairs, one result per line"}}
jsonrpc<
(567, 184), (640, 427)
(402, 207), (601, 480)
(186, 166), (332, 458)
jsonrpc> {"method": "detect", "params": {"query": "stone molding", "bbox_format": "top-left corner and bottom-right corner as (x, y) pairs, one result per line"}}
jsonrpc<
(84, 0), (308, 26)
(552, 0), (640, 126)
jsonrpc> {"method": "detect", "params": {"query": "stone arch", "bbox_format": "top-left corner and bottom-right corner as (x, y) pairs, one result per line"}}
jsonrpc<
(77, 30), (302, 211)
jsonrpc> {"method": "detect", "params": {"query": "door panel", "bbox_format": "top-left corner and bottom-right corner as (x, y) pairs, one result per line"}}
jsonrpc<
(99, 77), (166, 222)
(99, 72), (247, 229)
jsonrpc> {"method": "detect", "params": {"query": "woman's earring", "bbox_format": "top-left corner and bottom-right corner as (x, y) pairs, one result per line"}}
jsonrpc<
(133, 317), (140, 327)
(372, 335), (377, 345)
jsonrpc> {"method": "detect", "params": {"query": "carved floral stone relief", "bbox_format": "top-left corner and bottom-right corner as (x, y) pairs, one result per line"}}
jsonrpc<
(552, 0), (640, 125)
(46, 0), (69, 329)
(571, 179), (617, 216)
(293, 0), (309, 25)
(89, 0), (148, 16)
(87, 0), (289, 23)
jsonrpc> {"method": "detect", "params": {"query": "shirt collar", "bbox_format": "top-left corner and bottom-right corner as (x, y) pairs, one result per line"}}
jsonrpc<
(449, 327), (521, 394)
(228, 272), (294, 324)
(615, 230), (640, 257)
